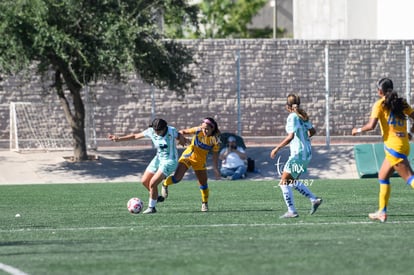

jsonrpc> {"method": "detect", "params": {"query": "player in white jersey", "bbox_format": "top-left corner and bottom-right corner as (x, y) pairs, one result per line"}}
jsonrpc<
(109, 118), (187, 214)
(270, 94), (323, 218)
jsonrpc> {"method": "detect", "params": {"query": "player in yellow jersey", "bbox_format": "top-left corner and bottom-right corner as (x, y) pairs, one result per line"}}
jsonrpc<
(352, 78), (414, 222)
(162, 117), (221, 212)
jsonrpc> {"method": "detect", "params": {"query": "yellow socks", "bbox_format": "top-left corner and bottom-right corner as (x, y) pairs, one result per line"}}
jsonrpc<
(164, 176), (174, 186)
(407, 176), (414, 188)
(200, 184), (209, 203)
(378, 179), (390, 212)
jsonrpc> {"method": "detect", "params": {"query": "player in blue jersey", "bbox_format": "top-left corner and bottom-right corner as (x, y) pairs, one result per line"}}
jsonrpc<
(270, 94), (323, 218)
(109, 118), (186, 214)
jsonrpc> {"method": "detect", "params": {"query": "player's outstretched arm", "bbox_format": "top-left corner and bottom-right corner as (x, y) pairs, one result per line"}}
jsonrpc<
(352, 118), (378, 136)
(176, 133), (190, 147)
(108, 132), (144, 142)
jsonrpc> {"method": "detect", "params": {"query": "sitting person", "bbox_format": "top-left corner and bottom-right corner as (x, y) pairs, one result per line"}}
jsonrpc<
(219, 136), (247, 180)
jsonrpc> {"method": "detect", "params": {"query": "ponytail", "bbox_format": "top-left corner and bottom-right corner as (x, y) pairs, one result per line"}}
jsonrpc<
(378, 78), (406, 120)
(383, 92), (406, 120)
(286, 94), (309, 121)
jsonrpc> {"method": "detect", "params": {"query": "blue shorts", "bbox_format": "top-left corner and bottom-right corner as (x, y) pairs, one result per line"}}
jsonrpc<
(146, 157), (178, 177)
(283, 157), (310, 179)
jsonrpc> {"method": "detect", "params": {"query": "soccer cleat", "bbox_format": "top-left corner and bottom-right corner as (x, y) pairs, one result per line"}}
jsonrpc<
(310, 197), (323, 215)
(279, 211), (299, 219)
(143, 207), (157, 214)
(157, 195), (165, 203)
(368, 211), (387, 223)
(161, 184), (168, 199)
(201, 202), (209, 212)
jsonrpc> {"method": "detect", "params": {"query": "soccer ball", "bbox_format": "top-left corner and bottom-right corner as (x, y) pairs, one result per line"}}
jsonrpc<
(127, 197), (144, 214)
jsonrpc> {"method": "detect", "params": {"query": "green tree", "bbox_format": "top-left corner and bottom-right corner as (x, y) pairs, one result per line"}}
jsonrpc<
(163, 0), (200, 38)
(0, 0), (197, 160)
(165, 0), (270, 39)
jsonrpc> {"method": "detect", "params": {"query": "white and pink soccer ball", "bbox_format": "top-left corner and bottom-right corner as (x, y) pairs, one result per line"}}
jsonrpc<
(127, 198), (144, 214)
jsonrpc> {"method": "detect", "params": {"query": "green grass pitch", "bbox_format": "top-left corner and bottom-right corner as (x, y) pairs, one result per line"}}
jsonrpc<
(1, 179), (414, 275)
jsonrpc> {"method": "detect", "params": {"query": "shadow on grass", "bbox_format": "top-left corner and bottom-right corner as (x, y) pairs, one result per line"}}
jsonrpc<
(41, 149), (157, 181)
(37, 146), (357, 182)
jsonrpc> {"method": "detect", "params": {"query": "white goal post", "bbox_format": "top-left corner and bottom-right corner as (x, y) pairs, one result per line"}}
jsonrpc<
(10, 102), (97, 152)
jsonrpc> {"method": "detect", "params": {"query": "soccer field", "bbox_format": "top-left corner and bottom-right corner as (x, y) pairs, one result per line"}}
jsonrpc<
(1, 179), (413, 275)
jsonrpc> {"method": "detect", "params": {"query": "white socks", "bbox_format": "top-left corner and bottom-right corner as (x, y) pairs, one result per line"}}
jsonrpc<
(149, 198), (157, 208)
(280, 185), (296, 213)
(280, 181), (318, 213)
(292, 181), (317, 202)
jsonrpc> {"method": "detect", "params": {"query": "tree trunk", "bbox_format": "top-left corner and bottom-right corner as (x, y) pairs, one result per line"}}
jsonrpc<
(55, 70), (88, 161)
(71, 89), (88, 161)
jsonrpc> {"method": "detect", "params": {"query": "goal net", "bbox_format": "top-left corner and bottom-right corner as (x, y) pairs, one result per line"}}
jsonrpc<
(10, 102), (97, 151)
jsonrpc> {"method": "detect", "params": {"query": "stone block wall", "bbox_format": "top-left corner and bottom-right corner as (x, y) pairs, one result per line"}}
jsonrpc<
(1, 39), (413, 148)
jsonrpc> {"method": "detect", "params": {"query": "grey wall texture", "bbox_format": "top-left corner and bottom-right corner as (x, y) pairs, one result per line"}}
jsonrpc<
(1, 39), (414, 148)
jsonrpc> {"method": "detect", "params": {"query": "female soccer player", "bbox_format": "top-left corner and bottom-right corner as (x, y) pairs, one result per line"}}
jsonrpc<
(108, 118), (186, 214)
(270, 94), (323, 218)
(162, 117), (221, 212)
(352, 78), (414, 222)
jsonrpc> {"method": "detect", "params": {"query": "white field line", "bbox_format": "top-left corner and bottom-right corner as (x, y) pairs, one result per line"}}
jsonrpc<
(0, 263), (29, 275)
(2, 220), (414, 233)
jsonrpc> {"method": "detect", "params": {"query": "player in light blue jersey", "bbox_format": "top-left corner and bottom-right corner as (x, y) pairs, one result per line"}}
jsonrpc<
(109, 118), (187, 214)
(270, 94), (323, 218)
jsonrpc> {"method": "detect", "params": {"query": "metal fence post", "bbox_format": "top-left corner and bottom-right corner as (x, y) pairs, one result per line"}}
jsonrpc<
(325, 46), (330, 148)
(151, 83), (155, 121)
(236, 49), (241, 136)
(406, 46), (411, 131)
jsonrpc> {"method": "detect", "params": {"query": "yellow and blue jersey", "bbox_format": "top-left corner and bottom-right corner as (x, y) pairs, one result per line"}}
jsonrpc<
(371, 98), (414, 165)
(179, 127), (220, 170)
(371, 98), (413, 149)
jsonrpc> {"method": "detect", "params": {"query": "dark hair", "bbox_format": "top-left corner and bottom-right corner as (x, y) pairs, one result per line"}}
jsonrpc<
(286, 94), (309, 121)
(203, 117), (221, 136)
(376, 77), (393, 91)
(377, 78), (407, 120)
(149, 118), (167, 130)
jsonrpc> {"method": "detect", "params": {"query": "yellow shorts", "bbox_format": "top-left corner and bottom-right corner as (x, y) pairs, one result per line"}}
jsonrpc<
(179, 150), (207, 171)
(384, 144), (409, 166)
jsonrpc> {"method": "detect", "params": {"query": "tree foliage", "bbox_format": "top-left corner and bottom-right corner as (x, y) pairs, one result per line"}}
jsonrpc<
(0, 0), (198, 160)
(0, 0), (197, 93)
(164, 0), (270, 39)
(163, 0), (200, 39)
